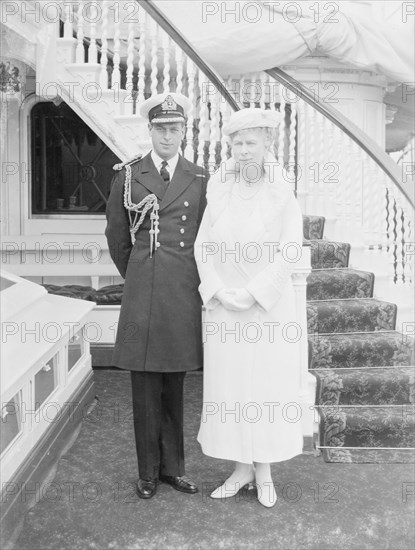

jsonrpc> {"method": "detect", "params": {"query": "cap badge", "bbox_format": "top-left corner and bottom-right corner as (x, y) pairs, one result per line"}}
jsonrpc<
(162, 95), (177, 111)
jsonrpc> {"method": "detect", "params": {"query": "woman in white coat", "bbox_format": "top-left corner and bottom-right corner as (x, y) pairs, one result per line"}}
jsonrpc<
(194, 108), (304, 508)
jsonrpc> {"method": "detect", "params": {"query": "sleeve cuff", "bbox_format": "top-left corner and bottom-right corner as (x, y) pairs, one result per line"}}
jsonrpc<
(198, 274), (224, 307)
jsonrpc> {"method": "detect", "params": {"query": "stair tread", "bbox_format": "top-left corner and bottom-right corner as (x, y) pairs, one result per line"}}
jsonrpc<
(313, 366), (414, 406)
(302, 215), (325, 240)
(308, 330), (414, 369)
(318, 405), (415, 449)
(307, 299), (397, 333)
(312, 364), (415, 371)
(320, 447), (415, 463)
(308, 239), (351, 269)
(308, 298), (395, 304)
(307, 268), (374, 300)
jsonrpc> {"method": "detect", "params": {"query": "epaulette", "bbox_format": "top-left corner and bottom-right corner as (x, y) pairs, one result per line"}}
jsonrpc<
(113, 154), (143, 171)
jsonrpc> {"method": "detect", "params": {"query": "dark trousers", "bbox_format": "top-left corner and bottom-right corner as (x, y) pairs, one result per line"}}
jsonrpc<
(130, 371), (186, 480)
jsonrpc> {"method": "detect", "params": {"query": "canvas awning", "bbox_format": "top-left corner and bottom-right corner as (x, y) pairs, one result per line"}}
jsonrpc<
(154, 0), (414, 83)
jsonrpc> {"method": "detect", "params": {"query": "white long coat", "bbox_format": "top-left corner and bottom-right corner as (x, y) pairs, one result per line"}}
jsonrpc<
(194, 164), (305, 463)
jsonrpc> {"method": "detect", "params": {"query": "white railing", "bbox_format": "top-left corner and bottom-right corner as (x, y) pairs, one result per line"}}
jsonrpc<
(57, 0), (413, 288)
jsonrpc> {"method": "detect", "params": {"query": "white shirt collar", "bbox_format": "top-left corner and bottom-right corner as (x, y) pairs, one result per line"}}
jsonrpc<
(151, 151), (180, 176)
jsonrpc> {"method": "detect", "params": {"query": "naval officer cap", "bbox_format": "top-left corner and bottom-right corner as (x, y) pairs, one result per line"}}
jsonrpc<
(223, 108), (282, 136)
(140, 92), (192, 124)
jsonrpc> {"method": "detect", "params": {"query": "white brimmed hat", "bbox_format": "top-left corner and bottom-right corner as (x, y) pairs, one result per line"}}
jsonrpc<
(140, 92), (192, 123)
(223, 108), (282, 136)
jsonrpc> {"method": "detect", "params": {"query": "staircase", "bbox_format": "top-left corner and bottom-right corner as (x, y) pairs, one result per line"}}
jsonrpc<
(2, 1), (414, 464)
(42, 215), (415, 463)
(304, 215), (415, 463)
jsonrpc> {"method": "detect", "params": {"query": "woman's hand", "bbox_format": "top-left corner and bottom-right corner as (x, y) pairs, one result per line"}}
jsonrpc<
(215, 288), (256, 311)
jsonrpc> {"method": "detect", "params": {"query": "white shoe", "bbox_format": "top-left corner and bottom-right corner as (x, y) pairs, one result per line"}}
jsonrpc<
(256, 481), (277, 508)
(210, 472), (255, 499)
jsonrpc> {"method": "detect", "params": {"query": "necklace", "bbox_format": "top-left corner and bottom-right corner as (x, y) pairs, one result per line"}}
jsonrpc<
(235, 179), (264, 200)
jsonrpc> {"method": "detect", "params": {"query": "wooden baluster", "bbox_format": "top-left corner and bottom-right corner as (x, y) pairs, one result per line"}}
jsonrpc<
(219, 77), (232, 165)
(379, 173), (390, 257)
(362, 154), (372, 251)
(333, 124), (345, 240)
(352, 141), (363, 232)
(184, 59), (196, 161)
(175, 45), (183, 94)
(100, 0), (109, 89)
(137, 6), (146, 105)
(307, 103), (317, 215)
(88, 2), (98, 64)
(197, 71), (209, 170)
(343, 136), (353, 241)
(402, 207), (414, 284)
(277, 86), (286, 163)
(370, 162), (384, 254)
(287, 98), (297, 190)
(162, 30), (171, 92)
(400, 203), (414, 284)
(63, 1), (73, 39)
(125, 17), (135, 115)
(112, 12), (121, 91)
(75, 0), (85, 63)
(267, 78), (278, 111)
(248, 74), (258, 108)
(150, 19), (159, 95)
(326, 116), (337, 218)
(230, 75), (241, 106)
(295, 99), (307, 208)
(267, 78), (279, 162)
(320, 112), (328, 215)
(209, 86), (219, 171)
(384, 187), (397, 282)
(370, 157), (380, 251)
(395, 203), (405, 283)
(259, 72), (267, 110)
(258, 71), (269, 109)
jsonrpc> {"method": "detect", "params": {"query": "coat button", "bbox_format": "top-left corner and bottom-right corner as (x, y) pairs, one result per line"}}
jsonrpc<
(181, 215), (187, 221)
(180, 228), (185, 234)
(184, 201), (189, 207)
(156, 242), (161, 248)
(180, 242), (185, 247)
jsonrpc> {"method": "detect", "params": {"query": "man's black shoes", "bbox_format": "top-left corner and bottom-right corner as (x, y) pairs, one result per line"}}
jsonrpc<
(136, 478), (158, 499)
(136, 476), (198, 498)
(159, 475), (199, 494)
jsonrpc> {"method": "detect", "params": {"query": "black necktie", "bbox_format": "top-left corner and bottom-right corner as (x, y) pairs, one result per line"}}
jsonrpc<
(160, 160), (170, 184)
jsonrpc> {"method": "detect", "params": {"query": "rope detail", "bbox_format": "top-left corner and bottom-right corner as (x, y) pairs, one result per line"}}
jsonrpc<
(123, 164), (160, 257)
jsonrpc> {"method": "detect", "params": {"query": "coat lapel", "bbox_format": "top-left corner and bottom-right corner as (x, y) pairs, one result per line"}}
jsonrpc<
(133, 153), (167, 201)
(159, 156), (195, 211)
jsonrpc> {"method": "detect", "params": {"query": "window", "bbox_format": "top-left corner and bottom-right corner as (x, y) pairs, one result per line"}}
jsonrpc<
(34, 355), (58, 410)
(1, 392), (22, 455)
(31, 101), (120, 215)
(67, 330), (85, 372)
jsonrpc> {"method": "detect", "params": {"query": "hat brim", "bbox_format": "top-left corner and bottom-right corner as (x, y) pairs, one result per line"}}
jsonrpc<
(150, 116), (186, 124)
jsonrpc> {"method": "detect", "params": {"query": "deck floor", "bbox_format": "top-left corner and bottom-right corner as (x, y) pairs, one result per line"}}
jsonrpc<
(15, 369), (415, 550)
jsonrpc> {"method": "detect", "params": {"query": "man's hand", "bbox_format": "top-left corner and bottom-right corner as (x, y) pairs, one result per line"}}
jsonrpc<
(215, 288), (256, 311)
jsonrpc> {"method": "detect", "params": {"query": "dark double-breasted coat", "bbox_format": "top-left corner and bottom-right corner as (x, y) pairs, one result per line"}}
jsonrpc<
(105, 152), (208, 373)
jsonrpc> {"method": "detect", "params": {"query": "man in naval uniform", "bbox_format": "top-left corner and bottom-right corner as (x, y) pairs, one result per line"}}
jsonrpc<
(105, 93), (207, 499)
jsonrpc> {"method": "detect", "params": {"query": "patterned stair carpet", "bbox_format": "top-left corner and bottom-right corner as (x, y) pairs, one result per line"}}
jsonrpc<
(306, 215), (415, 464)
(41, 214), (415, 464)
(13, 371), (415, 550)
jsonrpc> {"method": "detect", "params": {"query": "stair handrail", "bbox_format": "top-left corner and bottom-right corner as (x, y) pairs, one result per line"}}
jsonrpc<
(136, 0), (240, 112)
(137, 1), (413, 209)
(266, 68), (414, 208)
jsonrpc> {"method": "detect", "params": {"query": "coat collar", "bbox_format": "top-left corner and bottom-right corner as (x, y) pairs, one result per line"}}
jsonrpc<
(207, 159), (292, 231)
(160, 155), (196, 211)
(134, 153), (167, 201)
(134, 153), (196, 211)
